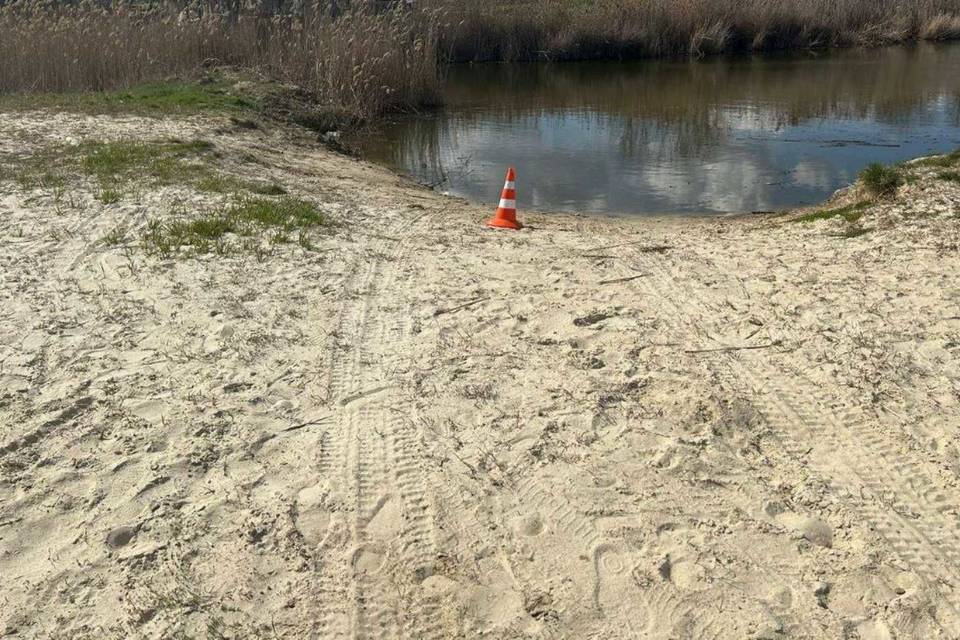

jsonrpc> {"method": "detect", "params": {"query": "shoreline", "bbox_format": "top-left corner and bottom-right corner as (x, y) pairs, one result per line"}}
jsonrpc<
(440, 32), (960, 65)
(1, 110), (959, 638)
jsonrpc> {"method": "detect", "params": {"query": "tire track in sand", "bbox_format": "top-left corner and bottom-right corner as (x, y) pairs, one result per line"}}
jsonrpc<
(623, 242), (960, 635)
(316, 207), (450, 640)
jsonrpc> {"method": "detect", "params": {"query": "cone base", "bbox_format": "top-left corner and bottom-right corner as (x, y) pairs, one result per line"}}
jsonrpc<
(487, 216), (522, 230)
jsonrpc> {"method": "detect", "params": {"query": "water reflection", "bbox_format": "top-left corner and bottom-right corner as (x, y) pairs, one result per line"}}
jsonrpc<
(350, 44), (960, 214)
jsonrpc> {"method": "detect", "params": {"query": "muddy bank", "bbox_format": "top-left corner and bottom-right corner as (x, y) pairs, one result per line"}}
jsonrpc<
(1, 111), (959, 639)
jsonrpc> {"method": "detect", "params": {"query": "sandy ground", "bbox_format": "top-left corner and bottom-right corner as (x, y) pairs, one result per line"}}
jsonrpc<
(1, 111), (959, 640)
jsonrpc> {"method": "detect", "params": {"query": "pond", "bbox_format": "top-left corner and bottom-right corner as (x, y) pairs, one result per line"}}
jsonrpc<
(348, 44), (960, 216)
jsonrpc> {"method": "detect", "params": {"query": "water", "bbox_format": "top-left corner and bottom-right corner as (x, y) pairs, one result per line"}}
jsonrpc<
(349, 44), (960, 215)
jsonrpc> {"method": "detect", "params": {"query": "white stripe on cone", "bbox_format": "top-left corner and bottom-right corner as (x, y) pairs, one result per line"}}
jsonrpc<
(498, 199), (516, 209)
(503, 181), (516, 190)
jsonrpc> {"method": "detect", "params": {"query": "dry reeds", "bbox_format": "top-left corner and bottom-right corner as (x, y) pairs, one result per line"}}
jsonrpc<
(257, 9), (441, 118)
(430, 0), (960, 62)
(0, 2), (258, 93)
(2, 0), (959, 119)
(922, 12), (960, 39)
(0, 0), (442, 119)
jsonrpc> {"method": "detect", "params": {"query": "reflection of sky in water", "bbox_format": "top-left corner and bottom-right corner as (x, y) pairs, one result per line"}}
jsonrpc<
(353, 46), (960, 215)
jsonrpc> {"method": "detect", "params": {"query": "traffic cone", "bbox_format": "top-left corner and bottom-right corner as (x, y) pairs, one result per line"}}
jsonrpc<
(487, 167), (522, 230)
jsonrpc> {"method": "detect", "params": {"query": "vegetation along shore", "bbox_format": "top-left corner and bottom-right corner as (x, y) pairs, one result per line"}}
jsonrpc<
(2, 0), (960, 125)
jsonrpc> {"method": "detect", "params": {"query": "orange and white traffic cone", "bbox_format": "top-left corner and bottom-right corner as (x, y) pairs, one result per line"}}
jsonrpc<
(487, 167), (522, 230)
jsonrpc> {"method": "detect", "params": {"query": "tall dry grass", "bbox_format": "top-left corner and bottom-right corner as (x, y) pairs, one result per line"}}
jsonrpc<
(1, 0), (960, 119)
(257, 9), (441, 118)
(431, 0), (960, 61)
(0, 2), (254, 92)
(0, 0), (441, 119)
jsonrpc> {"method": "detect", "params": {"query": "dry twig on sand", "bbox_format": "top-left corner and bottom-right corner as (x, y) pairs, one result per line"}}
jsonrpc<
(684, 339), (784, 354)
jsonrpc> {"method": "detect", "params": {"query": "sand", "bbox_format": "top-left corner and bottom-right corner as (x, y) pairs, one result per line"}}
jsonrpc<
(1, 111), (959, 639)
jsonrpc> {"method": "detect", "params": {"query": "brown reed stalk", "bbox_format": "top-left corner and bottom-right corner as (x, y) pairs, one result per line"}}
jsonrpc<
(2, 0), (959, 118)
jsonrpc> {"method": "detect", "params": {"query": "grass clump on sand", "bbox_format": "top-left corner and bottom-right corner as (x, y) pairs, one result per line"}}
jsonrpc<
(80, 140), (213, 185)
(14, 139), (287, 203)
(13, 163), (65, 193)
(795, 150), (958, 233)
(228, 197), (324, 230)
(141, 196), (325, 257)
(0, 82), (257, 115)
(915, 149), (960, 169)
(195, 174), (287, 196)
(15, 139), (213, 195)
(793, 201), (874, 238)
(93, 140), (211, 202)
(96, 186), (122, 204)
(794, 201), (871, 224)
(859, 163), (902, 198)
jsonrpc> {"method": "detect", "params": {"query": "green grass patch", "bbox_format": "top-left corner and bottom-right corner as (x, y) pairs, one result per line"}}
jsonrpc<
(794, 201), (871, 224)
(195, 174), (287, 195)
(195, 175), (240, 194)
(12, 139), (286, 203)
(15, 166), (65, 192)
(172, 215), (237, 240)
(143, 214), (235, 256)
(914, 150), (960, 169)
(0, 81), (257, 116)
(251, 183), (288, 196)
(859, 163), (901, 198)
(102, 225), (129, 246)
(938, 171), (960, 183)
(79, 140), (213, 183)
(96, 185), (122, 204)
(141, 197), (325, 258)
(795, 202), (874, 238)
(14, 139), (213, 199)
(228, 197), (324, 230)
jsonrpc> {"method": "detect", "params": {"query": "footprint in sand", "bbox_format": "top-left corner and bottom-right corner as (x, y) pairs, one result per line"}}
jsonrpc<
(655, 551), (705, 590)
(512, 512), (544, 536)
(352, 544), (388, 575)
(106, 524), (137, 549)
(461, 584), (530, 636)
(593, 538), (726, 639)
(295, 484), (332, 547)
(343, 495), (404, 577)
(593, 543), (642, 618)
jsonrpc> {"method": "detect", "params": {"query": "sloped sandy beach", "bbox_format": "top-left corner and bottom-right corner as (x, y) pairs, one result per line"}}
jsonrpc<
(1, 112), (959, 639)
